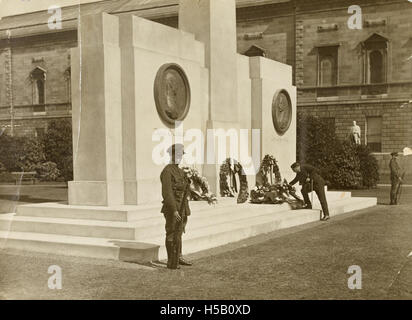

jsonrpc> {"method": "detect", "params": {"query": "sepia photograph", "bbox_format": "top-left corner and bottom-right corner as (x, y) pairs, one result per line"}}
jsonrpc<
(0, 0), (411, 307)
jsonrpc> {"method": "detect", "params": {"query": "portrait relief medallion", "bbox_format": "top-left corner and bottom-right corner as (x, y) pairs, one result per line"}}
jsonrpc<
(154, 63), (191, 126)
(272, 89), (292, 135)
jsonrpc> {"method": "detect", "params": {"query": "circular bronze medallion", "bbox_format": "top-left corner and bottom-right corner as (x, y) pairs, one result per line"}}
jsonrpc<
(272, 89), (292, 135)
(154, 63), (191, 126)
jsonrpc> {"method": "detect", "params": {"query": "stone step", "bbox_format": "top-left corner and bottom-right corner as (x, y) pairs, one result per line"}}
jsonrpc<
(3, 193), (361, 244)
(149, 196), (376, 260)
(0, 195), (375, 263)
(15, 198), (238, 222)
(0, 231), (120, 260)
(0, 231), (159, 263)
(0, 202), (291, 241)
(15, 192), (351, 222)
(134, 203), (293, 240)
(150, 209), (320, 260)
(0, 215), (137, 240)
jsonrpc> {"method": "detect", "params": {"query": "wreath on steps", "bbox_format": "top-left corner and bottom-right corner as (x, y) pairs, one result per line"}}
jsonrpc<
(182, 167), (217, 205)
(219, 158), (249, 204)
(251, 154), (305, 209)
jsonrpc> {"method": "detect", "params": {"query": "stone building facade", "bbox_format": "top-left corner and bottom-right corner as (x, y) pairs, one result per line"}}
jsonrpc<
(0, 0), (411, 180)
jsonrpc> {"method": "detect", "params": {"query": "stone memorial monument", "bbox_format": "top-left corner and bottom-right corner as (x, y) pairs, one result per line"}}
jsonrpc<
(0, 0), (376, 262)
(69, 0), (297, 206)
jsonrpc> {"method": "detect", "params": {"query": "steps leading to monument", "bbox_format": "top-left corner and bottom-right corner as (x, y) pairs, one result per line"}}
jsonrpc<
(14, 197), (240, 222)
(0, 192), (353, 241)
(147, 197), (377, 260)
(0, 194), (376, 262)
(0, 231), (120, 260)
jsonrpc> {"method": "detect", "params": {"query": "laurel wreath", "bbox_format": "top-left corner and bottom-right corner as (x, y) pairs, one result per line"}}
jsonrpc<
(182, 167), (217, 205)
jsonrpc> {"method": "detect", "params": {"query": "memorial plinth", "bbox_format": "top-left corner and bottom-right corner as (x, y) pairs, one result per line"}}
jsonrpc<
(0, 0), (376, 263)
(69, 13), (124, 206)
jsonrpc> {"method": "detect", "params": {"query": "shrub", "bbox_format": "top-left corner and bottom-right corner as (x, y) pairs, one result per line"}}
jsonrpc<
(356, 144), (379, 188)
(0, 134), (25, 172)
(17, 138), (46, 172)
(43, 119), (73, 181)
(329, 142), (362, 189)
(34, 161), (61, 181)
(297, 113), (376, 189)
(297, 113), (339, 169)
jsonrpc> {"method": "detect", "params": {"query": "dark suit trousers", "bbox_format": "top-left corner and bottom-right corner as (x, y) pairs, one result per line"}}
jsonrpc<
(390, 179), (401, 204)
(301, 183), (330, 216)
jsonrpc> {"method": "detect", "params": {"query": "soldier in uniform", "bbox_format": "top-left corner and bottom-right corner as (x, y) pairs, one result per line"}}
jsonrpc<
(160, 144), (193, 269)
(389, 152), (403, 205)
(289, 162), (330, 221)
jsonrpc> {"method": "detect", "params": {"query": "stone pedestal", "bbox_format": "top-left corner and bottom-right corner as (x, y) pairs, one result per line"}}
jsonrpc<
(118, 14), (208, 204)
(179, 0), (240, 194)
(179, 0), (238, 122)
(250, 57), (297, 182)
(69, 13), (125, 206)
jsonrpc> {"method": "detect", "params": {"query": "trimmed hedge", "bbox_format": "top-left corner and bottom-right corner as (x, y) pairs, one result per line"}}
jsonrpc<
(297, 113), (379, 189)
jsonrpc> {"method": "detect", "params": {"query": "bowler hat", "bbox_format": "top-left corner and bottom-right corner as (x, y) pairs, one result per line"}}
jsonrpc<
(167, 143), (185, 155)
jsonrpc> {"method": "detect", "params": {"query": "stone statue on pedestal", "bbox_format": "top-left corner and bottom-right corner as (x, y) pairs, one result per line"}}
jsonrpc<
(348, 121), (361, 145)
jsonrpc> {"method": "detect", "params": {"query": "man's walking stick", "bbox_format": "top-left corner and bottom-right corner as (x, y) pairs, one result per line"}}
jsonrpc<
(396, 173), (406, 205)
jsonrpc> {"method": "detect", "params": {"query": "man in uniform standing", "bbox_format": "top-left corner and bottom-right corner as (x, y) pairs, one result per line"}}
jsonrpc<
(160, 144), (193, 269)
(289, 162), (330, 221)
(389, 152), (403, 205)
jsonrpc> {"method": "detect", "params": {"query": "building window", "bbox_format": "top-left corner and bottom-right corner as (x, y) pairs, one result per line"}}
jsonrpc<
(362, 33), (388, 84)
(30, 67), (47, 110)
(366, 116), (382, 152)
(317, 46), (338, 86)
(369, 50), (384, 84)
(64, 67), (71, 103)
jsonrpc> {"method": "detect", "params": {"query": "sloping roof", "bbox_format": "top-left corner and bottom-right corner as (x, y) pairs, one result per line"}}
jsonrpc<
(0, 0), (290, 39)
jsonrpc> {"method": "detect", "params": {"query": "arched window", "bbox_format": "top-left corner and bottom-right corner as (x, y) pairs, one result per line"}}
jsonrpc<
(369, 50), (384, 83)
(317, 45), (338, 86)
(30, 67), (46, 106)
(362, 33), (388, 85)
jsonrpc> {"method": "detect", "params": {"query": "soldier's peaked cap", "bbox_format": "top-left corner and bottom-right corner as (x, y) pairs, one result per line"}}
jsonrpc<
(291, 162), (301, 169)
(167, 144), (185, 155)
(391, 152), (399, 156)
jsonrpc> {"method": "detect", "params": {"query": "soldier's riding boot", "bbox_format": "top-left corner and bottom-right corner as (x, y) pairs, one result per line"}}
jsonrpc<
(166, 240), (179, 270)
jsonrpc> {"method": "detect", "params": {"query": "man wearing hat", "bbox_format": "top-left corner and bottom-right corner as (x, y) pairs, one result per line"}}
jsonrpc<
(389, 152), (403, 205)
(160, 143), (193, 269)
(289, 162), (330, 221)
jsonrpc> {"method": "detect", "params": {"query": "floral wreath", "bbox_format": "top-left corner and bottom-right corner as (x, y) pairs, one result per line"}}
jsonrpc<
(219, 158), (249, 204)
(182, 167), (217, 205)
(251, 154), (304, 209)
(260, 155), (282, 185)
